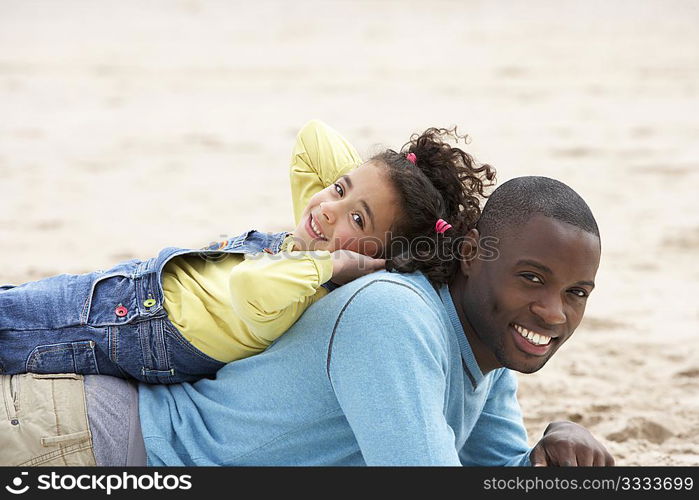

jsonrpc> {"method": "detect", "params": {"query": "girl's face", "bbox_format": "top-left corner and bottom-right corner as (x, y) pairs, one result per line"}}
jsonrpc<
(293, 161), (399, 256)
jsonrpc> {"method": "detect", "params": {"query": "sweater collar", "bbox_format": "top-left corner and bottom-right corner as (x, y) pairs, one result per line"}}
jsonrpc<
(438, 284), (484, 388)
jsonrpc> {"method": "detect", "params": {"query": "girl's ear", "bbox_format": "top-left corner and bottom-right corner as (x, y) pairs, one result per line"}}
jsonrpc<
(458, 228), (480, 276)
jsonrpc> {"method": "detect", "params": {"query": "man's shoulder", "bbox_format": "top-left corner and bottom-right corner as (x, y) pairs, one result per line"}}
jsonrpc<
(320, 271), (448, 336)
(335, 270), (438, 308)
(324, 272), (456, 385)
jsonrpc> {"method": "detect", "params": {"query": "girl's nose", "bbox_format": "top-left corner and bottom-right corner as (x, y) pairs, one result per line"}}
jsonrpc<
(319, 201), (337, 224)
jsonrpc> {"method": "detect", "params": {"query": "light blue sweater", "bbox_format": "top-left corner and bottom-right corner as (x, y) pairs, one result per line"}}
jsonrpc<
(138, 271), (533, 466)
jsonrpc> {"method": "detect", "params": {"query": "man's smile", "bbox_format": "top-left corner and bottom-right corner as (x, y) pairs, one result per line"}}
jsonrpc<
(512, 323), (554, 345)
(510, 322), (557, 356)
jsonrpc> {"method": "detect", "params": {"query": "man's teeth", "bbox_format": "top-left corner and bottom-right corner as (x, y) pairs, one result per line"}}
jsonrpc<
(311, 217), (326, 239)
(513, 324), (552, 346)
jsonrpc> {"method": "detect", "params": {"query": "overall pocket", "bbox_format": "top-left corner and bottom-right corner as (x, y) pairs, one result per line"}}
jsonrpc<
(86, 274), (140, 326)
(85, 262), (161, 327)
(26, 340), (99, 375)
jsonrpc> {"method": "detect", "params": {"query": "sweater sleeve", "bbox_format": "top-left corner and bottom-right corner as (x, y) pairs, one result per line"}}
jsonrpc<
(458, 369), (533, 466)
(290, 119), (362, 225)
(327, 280), (462, 465)
(228, 251), (332, 345)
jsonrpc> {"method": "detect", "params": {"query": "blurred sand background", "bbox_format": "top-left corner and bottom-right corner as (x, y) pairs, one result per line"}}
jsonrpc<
(1, 0), (697, 465)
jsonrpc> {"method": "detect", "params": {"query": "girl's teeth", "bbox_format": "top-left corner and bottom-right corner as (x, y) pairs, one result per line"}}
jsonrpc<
(311, 218), (325, 238)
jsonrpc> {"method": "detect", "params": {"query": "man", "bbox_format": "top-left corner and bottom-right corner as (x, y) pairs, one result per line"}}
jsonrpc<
(0, 175), (613, 466)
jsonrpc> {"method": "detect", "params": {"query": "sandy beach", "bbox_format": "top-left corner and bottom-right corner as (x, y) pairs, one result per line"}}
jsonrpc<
(1, 0), (698, 465)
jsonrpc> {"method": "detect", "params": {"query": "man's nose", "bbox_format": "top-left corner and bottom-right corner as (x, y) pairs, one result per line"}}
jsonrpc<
(319, 201), (337, 224)
(529, 293), (567, 326)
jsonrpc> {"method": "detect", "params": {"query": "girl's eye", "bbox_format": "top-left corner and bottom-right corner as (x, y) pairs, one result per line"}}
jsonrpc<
(352, 213), (364, 229)
(569, 289), (589, 299)
(333, 183), (344, 197)
(521, 273), (543, 284)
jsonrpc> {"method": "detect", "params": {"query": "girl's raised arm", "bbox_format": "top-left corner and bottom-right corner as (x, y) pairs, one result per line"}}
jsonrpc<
(289, 119), (362, 225)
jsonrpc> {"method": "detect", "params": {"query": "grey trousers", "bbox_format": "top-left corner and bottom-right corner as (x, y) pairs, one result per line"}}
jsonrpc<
(85, 375), (147, 466)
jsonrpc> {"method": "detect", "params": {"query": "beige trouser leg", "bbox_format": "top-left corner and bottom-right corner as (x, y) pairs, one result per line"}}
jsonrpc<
(0, 373), (96, 466)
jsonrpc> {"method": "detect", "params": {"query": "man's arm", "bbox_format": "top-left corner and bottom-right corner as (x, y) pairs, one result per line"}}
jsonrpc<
(290, 119), (362, 225)
(459, 370), (615, 467)
(327, 279), (462, 465)
(530, 421), (615, 466)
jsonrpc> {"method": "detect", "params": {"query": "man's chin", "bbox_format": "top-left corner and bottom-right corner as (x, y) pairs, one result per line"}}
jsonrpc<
(498, 351), (549, 374)
(511, 363), (546, 374)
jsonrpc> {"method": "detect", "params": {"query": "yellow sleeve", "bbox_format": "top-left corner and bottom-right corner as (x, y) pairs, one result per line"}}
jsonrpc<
(290, 119), (363, 225)
(228, 251), (333, 345)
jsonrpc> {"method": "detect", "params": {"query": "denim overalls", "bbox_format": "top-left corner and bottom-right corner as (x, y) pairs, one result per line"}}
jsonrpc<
(0, 230), (292, 384)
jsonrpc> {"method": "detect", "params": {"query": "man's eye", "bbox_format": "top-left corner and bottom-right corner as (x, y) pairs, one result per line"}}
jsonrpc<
(333, 183), (344, 197)
(352, 213), (364, 229)
(521, 273), (542, 284)
(569, 289), (589, 298)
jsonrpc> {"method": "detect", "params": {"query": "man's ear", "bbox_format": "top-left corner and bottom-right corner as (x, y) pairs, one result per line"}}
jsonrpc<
(458, 228), (480, 276)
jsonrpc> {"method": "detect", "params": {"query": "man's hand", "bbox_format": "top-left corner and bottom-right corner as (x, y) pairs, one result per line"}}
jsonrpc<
(530, 421), (615, 466)
(331, 249), (386, 285)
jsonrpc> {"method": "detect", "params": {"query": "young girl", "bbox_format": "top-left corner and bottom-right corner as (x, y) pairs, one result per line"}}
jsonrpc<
(0, 120), (495, 384)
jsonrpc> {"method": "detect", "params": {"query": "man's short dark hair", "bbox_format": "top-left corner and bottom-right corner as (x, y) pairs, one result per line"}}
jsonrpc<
(476, 176), (600, 241)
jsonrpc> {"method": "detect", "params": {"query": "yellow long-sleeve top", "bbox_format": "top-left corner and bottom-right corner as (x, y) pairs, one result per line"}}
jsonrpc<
(162, 120), (362, 362)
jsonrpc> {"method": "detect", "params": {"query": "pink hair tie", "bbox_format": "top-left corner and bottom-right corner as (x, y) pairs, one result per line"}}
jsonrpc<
(435, 219), (452, 234)
(405, 152), (417, 164)
(434, 219), (451, 234)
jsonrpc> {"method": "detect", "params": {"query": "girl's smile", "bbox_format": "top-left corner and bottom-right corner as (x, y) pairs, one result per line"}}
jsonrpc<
(306, 213), (328, 241)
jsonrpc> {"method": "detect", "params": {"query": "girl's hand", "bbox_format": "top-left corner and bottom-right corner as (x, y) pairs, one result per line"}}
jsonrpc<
(331, 250), (386, 285)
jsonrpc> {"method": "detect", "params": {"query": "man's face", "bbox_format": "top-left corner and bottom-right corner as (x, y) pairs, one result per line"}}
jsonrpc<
(292, 161), (399, 257)
(457, 214), (601, 374)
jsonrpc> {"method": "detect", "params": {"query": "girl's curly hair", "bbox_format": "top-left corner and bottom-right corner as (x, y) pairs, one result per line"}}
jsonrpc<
(373, 127), (496, 284)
